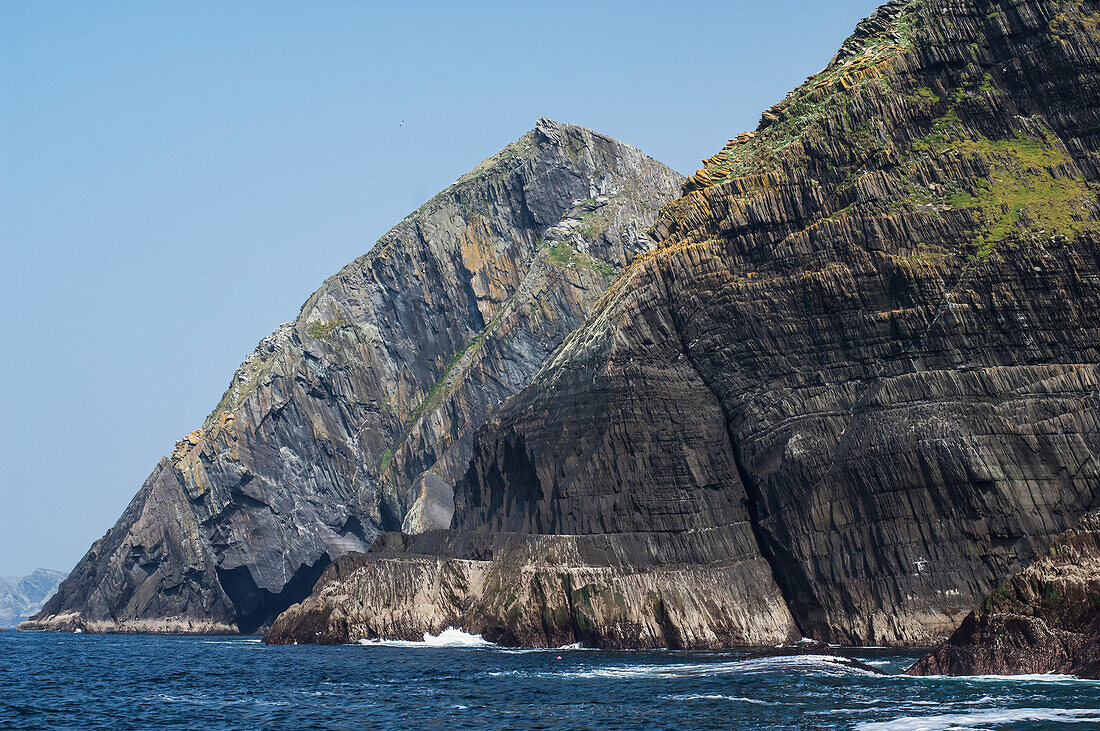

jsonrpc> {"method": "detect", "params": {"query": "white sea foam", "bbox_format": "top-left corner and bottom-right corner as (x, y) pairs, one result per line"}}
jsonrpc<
(729, 654), (884, 677)
(490, 654), (881, 680)
(914, 672), (1100, 684)
(907, 697), (998, 706)
(356, 632), (591, 653)
(492, 641), (593, 655)
(856, 707), (1100, 730)
(154, 693), (289, 708)
(808, 696), (1003, 716)
(357, 627), (495, 648)
(663, 693), (778, 705)
(199, 638), (263, 646)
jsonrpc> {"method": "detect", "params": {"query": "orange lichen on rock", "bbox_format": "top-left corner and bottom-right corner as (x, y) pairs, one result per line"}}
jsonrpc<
(171, 429), (205, 463)
(460, 215), (520, 321)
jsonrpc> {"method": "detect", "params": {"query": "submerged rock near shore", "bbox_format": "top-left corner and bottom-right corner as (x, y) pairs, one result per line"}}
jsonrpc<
(907, 510), (1100, 678)
(269, 0), (1100, 648)
(24, 120), (682, 634)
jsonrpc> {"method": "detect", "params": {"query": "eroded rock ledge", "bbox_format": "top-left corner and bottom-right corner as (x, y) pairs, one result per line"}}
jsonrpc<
(265, 531), (798, 648)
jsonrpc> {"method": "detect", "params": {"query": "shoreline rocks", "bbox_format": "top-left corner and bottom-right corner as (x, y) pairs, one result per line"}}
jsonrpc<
(264, 530), (799, 648)
(907, 510), (1100, 679)
(19, 612), (239, 636)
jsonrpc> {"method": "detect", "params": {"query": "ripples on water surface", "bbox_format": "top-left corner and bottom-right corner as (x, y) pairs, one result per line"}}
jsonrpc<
(2, 631), (1098, 729)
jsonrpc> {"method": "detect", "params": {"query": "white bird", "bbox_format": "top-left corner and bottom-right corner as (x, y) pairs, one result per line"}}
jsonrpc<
(400, 120), (405, 127)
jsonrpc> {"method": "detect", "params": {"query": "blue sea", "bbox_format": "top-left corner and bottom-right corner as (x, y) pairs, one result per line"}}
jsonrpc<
(2, 630), (1098, 730)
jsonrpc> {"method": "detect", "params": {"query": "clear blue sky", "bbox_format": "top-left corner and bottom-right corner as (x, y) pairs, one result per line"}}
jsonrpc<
(0, 0), (882, 577)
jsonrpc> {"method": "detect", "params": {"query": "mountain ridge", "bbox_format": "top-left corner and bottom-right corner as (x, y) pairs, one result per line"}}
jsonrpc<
(1, 569), (66, 628)
(24, 119), (683, 634)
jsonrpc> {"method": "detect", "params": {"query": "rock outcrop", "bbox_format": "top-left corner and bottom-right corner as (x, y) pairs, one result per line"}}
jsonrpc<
(268, 0), (1100, 648)
(265, 531), (797, 648)
(23, 120), (682, 634)
(907, 510), (1100, 678)
(0, 569), (65, 628)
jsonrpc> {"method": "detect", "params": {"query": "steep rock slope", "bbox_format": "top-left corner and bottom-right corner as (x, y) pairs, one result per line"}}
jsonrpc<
(24, 120), (682, 634)
(269, 0), (1100, 647)
(0, 569), (65, 628)
(908, 509), (1100, 678)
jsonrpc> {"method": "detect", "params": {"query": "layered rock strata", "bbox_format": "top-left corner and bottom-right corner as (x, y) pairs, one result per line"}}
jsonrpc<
(907, 510), (1100, 678)
(265, 530), (797, 648)
(269, 0), (1100, 647)
(24, 120), (682, 634)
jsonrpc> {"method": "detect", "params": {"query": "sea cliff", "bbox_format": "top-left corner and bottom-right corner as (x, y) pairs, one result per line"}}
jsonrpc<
(268, 0), (1100, 648)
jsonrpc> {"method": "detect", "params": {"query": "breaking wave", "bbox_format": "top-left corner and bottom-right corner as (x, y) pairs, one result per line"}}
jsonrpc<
(358, 627), (495, 648)
(355, 632), (592, 652)
(662, 693), (780, 705)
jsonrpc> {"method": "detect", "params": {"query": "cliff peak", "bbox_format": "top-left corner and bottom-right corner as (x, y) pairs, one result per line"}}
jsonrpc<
(26, 121), (682, 635)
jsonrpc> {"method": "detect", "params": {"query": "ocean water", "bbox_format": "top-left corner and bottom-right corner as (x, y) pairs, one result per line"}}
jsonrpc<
(2, 630), (1098, 730)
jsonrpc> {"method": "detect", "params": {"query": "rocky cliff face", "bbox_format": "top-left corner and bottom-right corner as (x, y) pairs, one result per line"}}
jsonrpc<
(268, 0), (1100, 648)
(23, 120), (682, 634)
(908, 510), (1100, 678)
(0, 569), (65, 628)
(266, 528), (797, 648)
